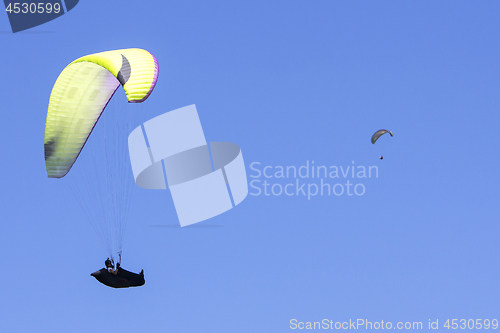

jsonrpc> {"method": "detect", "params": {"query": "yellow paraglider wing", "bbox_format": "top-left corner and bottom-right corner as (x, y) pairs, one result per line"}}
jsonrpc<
(44, 48), (159, 178)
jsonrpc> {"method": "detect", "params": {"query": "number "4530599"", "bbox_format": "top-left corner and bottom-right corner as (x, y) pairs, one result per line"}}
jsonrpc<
(5, 2), (61, 14)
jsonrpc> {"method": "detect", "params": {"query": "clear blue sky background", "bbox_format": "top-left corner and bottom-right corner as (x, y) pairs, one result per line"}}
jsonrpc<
(1, 1), (499, 332)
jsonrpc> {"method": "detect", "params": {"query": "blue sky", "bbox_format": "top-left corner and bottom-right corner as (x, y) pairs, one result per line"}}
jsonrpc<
(1, 1), (500, 332)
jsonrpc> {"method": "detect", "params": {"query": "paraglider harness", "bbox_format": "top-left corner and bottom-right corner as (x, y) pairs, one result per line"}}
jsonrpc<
(91, 259), (145, 288)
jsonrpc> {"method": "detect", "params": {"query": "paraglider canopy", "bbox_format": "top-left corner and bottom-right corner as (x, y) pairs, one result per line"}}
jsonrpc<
(371, 129), (393, 144)
(44, 48), (159, 178)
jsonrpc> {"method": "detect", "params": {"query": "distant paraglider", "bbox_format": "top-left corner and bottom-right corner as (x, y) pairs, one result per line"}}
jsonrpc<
(372, 129), (393, 160)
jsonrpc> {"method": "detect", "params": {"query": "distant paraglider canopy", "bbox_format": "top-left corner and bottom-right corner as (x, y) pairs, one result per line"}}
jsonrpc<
(371, 129), (393, 144)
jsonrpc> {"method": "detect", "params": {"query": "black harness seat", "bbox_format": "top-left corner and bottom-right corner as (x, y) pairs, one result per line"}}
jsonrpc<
(91, 267), (145, 288)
